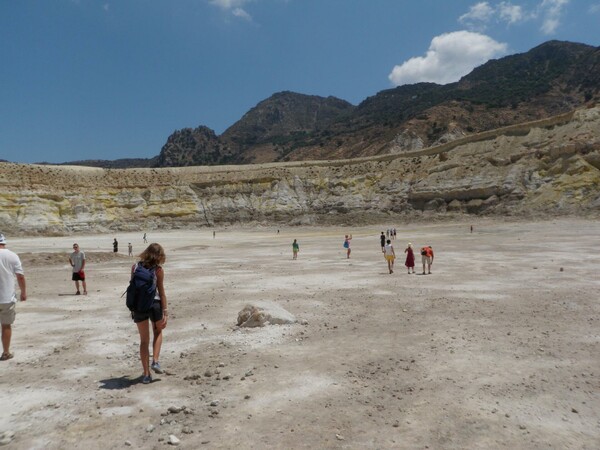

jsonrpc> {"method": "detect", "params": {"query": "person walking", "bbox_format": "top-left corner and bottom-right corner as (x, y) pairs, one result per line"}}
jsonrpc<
(343, 234), (352, 259)
(143, 233), (148, 243)
(383, 239), (395, 274)
(113, 238), (119, 253)
(421, 245), (434, 274)
(292, 239), (299, 260)
(128, 243), (133, 257)
(131, 243), (168, 384)
(69, 243), (87, 295)
(0, 234), (27, 361)
(380, 232), (386, 251)
(404, 243), (415, 274)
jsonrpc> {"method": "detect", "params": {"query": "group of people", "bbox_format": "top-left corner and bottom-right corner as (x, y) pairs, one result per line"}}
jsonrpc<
(1, 232), (168, 386)
(380, 232), (434, 275)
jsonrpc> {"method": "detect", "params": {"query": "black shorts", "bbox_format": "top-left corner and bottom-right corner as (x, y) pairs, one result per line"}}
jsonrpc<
(72, 271), (85, 281)
(132, 301), (163, 323)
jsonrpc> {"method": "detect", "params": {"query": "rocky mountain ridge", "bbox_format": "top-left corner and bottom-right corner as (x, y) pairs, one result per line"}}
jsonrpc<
(2, 105), (599, 235)
(52, 40), (600, 169)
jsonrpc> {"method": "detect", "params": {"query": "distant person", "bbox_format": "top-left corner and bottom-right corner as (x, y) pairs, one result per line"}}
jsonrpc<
(69, 243), (87, 295)
(404, 243), (415, 274)
(131, 243), (168, 384)
(213, 231), (216, 239)
(143, 233), (148, 243)
(383, 239), (395, 274)
(470, 225), (473, 233)
(393, 228), (397, 240)
(128, 243), (133, 257)
(0, 233), (27, 361)
(343, 234), (352, 259)
(380, 232), (386, 251)
(421, 245), (434, 275)
(386, 229), (390, 239)
(113, 238), (118, 253)
(292, 239), (299, 260)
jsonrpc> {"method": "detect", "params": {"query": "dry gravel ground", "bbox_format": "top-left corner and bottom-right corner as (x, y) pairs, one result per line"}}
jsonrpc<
(1, 219), (599, 449)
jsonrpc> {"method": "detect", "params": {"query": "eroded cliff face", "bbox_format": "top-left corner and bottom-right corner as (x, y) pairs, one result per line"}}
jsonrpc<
(2, 107), (599, 235)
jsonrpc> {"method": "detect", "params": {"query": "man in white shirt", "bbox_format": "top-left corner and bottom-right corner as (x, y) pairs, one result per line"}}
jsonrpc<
(0, 233), (27, 361)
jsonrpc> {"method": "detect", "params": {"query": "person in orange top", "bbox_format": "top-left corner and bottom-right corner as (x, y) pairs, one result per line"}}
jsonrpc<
(421, 246), (434, 275)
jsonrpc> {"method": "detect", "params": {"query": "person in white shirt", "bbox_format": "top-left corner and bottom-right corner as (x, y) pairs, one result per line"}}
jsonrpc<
(0, 233), (27, 361)
(383, 239), (395, 274)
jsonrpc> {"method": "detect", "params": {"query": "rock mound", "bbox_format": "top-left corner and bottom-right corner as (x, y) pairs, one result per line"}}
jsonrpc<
(236, 303), (297, 328)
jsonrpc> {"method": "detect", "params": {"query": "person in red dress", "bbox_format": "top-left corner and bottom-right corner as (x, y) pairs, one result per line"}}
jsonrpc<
(404, 243), (415, 274)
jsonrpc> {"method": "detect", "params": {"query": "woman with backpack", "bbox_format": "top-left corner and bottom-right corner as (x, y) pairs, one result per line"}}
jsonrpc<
(130, 243), (168, 384)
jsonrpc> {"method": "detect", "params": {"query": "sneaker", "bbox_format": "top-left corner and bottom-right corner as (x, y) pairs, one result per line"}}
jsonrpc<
(142, 375), (152, 384)
(151, 361), (164, 374)
(76, 291), (81, 295)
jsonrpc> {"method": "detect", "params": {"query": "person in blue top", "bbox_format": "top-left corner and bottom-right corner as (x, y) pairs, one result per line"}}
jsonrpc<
(292, 239), (299, 260)
(343, 234), (352, 259)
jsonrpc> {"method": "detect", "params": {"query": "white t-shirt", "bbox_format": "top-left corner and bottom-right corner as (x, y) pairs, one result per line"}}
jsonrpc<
(384, 243), (394, 256)
(0, 248), (24, 304)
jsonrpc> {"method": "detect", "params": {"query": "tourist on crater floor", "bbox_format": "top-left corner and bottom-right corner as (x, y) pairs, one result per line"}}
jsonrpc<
(130, 243), (168, 384)
(0, 233), (27, 361)
(128, 243), (133, 257)
(113, 238), (119, 253)
(421, 245), (434, 275)
(380, 232), (386, 251)
(69, 243), (87, 295)
(383, 239), (395, 274)
(143, 232), (148, 243)
(343, 234), (352, 259)
(405, 243), (415, 274)
(292, 239), (299, 260)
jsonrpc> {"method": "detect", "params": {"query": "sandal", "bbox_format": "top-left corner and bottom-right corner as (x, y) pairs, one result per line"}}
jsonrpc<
(0, 352), (14, 361)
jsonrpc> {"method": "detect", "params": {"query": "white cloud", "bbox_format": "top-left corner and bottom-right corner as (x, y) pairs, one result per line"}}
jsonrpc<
(590, 3), (600, 13)
(459, 2), (495, 25)
(232, 7), (252, 20)
(459, 1), (529, 30)
(103, 3), (110, 11)
(209, 0), (253, 21)
(388, 31), (508, 86)
(539, 0), (570, 34)
(498, 2), (525, 24)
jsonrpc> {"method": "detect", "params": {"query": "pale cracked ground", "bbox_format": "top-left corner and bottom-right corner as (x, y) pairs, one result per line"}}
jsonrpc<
(0, 219), (599, 449)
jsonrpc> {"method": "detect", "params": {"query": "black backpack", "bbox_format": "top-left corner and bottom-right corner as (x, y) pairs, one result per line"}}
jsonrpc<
(125, 263), (157, 312)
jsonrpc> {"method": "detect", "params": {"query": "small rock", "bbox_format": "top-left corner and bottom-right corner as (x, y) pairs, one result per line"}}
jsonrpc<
(519, 425), (527, 430)
(168, 406), (184, 414)
(204, 370), (213, 377)
(223, 374), (231, 380)
(571, 408), (579, 414)
(560, 267), (564, 272)
(0, 431), (15, 446)
(182, 427), (193, 434)
(124, 441), (132, 447)
(218, 362), (225, 367)
(210, 400), (219, 407)
(168, 435), (180, 446)
(335, 434), (344, 441)
(244, 395), (251, 400)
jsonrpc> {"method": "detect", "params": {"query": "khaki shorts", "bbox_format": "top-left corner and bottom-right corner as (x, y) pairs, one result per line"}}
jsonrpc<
(0, 302), (16, 325)
(422, 255), (432, 265)
(385, 255), (395, 262)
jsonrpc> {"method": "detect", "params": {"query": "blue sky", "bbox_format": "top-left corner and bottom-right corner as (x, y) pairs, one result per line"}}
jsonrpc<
(1, 0), (599, 164)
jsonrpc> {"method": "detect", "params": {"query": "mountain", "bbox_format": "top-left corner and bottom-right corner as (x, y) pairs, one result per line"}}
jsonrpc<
(53, 40), (599, 168)
(155, 92), (354, 167)
(152, 40), (598, 167)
